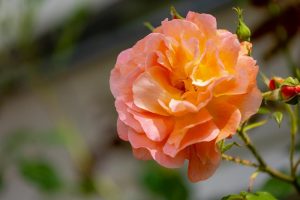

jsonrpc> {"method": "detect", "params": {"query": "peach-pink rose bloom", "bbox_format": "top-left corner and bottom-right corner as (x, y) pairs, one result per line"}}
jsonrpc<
(110, 11), (262, 182)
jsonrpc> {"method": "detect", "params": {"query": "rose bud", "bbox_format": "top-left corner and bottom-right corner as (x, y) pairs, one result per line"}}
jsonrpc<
(281, 85), (296, 99)
(269, 79), (276, 90)
(296, 85), (300, 93)
(234, 7), (251, 42)
(280, 85), (299, 104)
(269, 77), (284, 90)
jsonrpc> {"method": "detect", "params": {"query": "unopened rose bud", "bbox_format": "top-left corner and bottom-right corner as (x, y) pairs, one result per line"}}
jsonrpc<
(269, 79), (276, 90)
(264, 77), (300, 104)
(234, 7), (251, 42)
(280, 85), (300, 104)
(269, 77), (284, 90)
(281, 85), (297, 100)
(296, 85), (300, 93)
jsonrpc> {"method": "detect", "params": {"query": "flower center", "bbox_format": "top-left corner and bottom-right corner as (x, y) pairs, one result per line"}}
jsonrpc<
(173, 78), (197, 94)
(174, 80), (186, 91)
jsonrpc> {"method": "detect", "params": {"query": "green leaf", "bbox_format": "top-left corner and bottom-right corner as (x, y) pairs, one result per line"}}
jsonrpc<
(221, 142), (241, 153)
(257, 107), (271, 115)
(222, 194), (244, 200)
(246, 192), (277, 200)
(282, 77), (299, 86)
(244, 120), (268, 132)
(272, 112), (283, 127)
(18, 158), (62, 193)
(260, 178), (293, 199)
(141, 162), (189, 200)
(222, 191), (277, 200)
(221, 143), (235, 153)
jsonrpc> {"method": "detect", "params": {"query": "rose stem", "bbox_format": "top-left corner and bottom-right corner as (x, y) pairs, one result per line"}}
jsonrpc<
(285, 105), (298, 177)
(237, 122), (300, 193)
(285, 104), (300, 194)
(221, 154), (258, 168)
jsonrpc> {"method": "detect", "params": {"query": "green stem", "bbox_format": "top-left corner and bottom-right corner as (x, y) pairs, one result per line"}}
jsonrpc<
(237, 123), (299, 188)
(286, 104), (298, 177)
(262, 166), (293, 183)
(238, 124), (266, 167)
(221, 154), (258, 168)
(143, 22), (154, 31)
(294, 159), (300, 174)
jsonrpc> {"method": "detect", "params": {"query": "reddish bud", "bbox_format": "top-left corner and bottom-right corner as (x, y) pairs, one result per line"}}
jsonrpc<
(269, 77), (284, 90)
(269, 79), (276, 90)
(281, 85), (297, 100)
(296, 85), (300, 93)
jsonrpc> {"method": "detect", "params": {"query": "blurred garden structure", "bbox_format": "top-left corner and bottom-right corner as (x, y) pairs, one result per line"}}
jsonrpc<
(0, 0), (300, 200)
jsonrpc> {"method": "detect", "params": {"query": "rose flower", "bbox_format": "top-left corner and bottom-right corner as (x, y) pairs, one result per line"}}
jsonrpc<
(110, 11), (262, 182)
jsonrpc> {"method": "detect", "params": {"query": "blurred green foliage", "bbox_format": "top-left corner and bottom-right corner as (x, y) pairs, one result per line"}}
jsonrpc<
(0, 2), (91, 103)
(19, 158), (62, 193)
(0, 127), (114, 198)
(141, 161), (189, 200)
(260, 178), (294, 199)
(1, 129), (64, 156)
(51, 6), (89, 69)
(222, 191), (277, 200)
(78, 176), (98, 195)
(0, 129), (65, 194)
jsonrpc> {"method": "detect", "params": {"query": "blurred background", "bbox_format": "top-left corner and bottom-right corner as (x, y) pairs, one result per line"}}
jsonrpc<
(0, 0), (299, 199)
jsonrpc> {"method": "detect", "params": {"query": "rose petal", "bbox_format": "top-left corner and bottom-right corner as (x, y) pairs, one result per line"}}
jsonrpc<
(213, 55), (258, 97)
(115, 98), (143, 133)
(217, 30), (240, 73)
(133, 73), (171, 116)
(111, 66), (143, 100)
(132, 148), (152, 160)
(155, 18), (200, 41)
(180, 121), (219, 150)
(192, 40), (228, 87)
(133, 112), (173, 142)
(128, 129), (187, 168)
(164, 109), (212, 156)
(164, 120), (219, 157)
(117, 118), (129, 141)
(227, 86), (262, 122)
(207, 100), (241, 141)
(188, 141), (220, 182)
(186, 12), (217, 37)
(110, 49), (134, 97)
(168, 99), (198, 116)
(133, 66), (181, 115)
